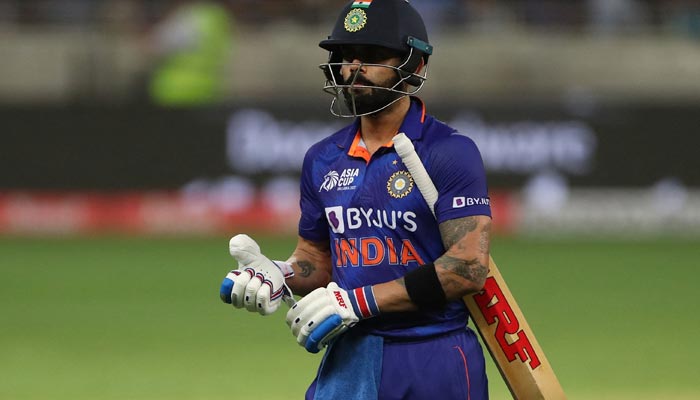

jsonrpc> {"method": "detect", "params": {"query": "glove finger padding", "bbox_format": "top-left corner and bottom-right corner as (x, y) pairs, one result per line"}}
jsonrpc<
(230, 269), (254, 308)
(219, 271), (238, 304)
(286, 288), (328, 337)
(306, 315), (347, 353)
(255, 281), (279, 315)
(244, 273), (263, 312)
(297, 304), (337, 346)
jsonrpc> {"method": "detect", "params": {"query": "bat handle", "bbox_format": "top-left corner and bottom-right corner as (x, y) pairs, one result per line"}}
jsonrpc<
(283, 294), (296, 308)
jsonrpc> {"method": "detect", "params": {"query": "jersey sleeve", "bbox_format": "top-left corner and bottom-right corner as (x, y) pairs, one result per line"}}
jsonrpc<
(298, 148), (330, 242)
(427, 134), (491, 224)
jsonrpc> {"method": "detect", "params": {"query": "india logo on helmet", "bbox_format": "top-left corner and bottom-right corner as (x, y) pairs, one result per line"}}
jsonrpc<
(344, 8), (367, 33)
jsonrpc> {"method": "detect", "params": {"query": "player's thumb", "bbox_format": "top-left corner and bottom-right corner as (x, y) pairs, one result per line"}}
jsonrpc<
(229, 234), (262, 265)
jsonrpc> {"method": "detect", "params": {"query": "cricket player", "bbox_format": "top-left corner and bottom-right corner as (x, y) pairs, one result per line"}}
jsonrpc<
(220, 1), (492, 398)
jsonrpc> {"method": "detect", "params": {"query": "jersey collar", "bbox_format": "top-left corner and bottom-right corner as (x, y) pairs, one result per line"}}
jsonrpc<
(397, 96), (428, 141)
(337, 96), (428, 154)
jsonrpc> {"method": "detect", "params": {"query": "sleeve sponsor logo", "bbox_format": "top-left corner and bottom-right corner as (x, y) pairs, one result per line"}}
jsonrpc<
(453, 196), (490, 208)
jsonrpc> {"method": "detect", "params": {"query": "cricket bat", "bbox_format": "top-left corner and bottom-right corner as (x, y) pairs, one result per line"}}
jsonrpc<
(393, 133), (566, 400)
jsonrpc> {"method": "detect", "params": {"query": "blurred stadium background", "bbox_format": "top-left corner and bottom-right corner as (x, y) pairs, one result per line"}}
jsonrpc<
(1, 0), (699, 399)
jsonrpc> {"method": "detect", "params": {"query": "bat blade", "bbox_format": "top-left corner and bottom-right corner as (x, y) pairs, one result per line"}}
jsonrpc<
(464, 257), (566, 399)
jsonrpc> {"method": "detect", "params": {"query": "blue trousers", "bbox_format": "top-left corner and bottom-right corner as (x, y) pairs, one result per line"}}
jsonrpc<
(306, 327), (488, 400)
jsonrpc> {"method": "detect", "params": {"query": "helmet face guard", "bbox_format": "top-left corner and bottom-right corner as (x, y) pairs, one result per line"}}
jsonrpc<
(318, 0), (433, 117)
(320, 43), (430, 117)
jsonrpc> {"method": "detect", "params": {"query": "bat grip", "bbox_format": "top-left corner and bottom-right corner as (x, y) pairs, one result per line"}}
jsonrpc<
(393, 133), (439, 217)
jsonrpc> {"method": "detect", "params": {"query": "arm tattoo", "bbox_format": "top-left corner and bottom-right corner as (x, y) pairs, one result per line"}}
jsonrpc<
(294, 239), (329, 278)
(479, 223), (491, 254)
(439, 216), (478, 250)
(439, 255), (483, 281)
(435, 255), (487, 290)
(296, 261), (316, 278)
(436, 216), (490, 287)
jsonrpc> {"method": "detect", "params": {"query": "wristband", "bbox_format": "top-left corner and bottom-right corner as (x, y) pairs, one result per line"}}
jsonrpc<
(347, 286), (380, 319)
(272, 260), (295, 279)
(404, 263), (447, 309)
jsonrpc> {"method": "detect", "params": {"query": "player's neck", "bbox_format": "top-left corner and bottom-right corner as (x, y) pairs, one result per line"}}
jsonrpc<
(359, 96), (410, 155)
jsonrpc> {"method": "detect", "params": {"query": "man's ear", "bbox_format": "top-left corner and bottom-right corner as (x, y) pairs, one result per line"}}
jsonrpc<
(414, 58), (425, 74)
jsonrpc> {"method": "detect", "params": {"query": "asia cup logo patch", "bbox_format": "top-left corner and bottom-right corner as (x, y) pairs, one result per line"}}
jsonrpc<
(320, 168), (359, 192)
(387, 171), (414, 199)
(344, 8), (367, 33)
(320, 171), (340, 191)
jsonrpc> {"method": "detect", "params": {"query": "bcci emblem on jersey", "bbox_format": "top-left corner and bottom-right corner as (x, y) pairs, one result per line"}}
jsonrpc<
(387, 170), (414, 199)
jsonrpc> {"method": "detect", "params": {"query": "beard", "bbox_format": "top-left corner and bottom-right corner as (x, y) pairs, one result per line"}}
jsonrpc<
(341, 73), (406, 116)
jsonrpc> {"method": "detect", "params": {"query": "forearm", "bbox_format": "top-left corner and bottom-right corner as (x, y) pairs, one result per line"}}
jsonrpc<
(371, 264), (486, 314)
(370, 216), (492, 313)
(372, 279), (417, 312)
(434, 254), (488, 299)
(435, 215), (491, 298)
(285, 236), (333, 296)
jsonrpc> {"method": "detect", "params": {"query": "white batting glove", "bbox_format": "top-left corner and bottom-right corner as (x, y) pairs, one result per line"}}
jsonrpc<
(219, 234), (294, 315)
(286, 282), (379, 353)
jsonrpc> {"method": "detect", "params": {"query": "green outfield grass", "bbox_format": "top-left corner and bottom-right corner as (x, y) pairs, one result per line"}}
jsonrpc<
(1, 234), (698, 399)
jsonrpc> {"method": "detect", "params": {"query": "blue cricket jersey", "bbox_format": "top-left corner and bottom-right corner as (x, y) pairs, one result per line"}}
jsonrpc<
(298, 97), (491, 339)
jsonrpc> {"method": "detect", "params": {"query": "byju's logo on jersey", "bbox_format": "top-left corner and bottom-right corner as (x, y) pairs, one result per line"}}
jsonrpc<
(320, 168), (359, 192)
(324, 205), (418, 234)
(325, 206), (345, 233)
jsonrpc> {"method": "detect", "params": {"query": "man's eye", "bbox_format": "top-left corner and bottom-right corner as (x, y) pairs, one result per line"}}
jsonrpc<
(345, 56), (378, 63)
(342, 53), (361, 62)
(340, 48), (396, 64)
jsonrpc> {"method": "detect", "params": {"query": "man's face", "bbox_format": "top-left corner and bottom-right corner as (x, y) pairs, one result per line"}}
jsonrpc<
(338, 45), (406, 115)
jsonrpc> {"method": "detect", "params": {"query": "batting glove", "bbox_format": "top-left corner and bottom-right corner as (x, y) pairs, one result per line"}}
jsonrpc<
(286, 282), (379, 353)
(219, 234), (294, 315)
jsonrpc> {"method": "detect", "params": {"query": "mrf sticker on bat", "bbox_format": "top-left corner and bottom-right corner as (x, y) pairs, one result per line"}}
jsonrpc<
(473, 277), (542, 369)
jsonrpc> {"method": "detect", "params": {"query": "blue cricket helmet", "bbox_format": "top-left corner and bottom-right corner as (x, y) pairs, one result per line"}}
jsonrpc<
(319, 0), (433, 87)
